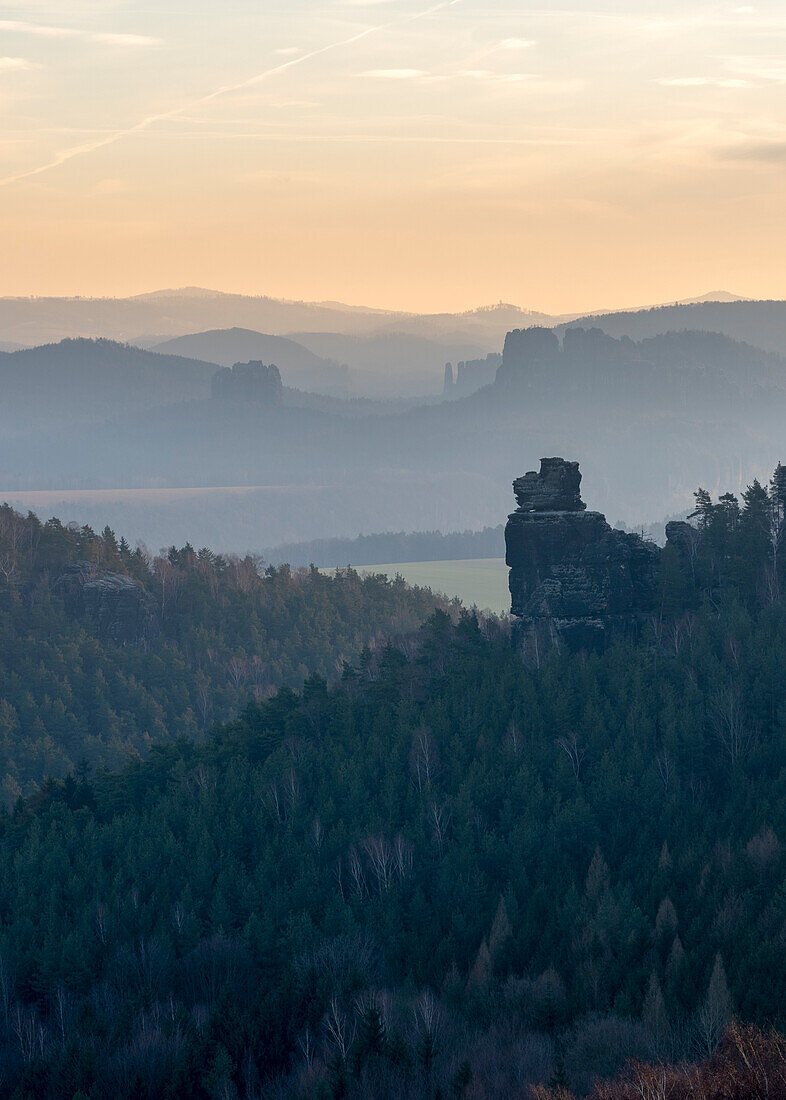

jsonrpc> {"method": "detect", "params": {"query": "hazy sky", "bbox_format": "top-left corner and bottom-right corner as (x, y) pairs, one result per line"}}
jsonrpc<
(2, 0), (786, 312)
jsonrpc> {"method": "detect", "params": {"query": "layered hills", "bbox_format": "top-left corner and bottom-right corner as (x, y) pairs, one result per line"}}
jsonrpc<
(0, 289), (553, 347)
(4, 326), (786, 548)
(561, 299), (786, 357)
(150, 328), (349, 395)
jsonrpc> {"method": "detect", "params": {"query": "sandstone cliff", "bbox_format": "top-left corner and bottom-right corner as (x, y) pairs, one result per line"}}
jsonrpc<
(56, 564), (159, 646)
(505, 458), (658, 657)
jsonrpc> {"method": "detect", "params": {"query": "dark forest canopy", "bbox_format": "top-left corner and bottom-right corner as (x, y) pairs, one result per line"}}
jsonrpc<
(265, 524), (505, 568)
(0, 468), (785, 1095)
(0, 504), (453, 801)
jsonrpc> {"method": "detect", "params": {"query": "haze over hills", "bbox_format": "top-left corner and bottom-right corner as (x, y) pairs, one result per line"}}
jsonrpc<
(288, 331), (490, 396)
(150, 328), (350, 395)
(148, 327), (488, 398)
(0, 289), (557, 348)
(561, 299), (786, 357)
(4, 326), (786, 552)
(0, 338), (218, 434)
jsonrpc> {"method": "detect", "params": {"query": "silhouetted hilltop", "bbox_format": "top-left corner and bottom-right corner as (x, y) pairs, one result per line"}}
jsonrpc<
(497, 325), (786, 400)
(151, 327), (349, 394)
(0, 290), (556, 348)
(211, 361), (283, 404)
(558, 299), (786, 357)
(0, 338), (217, 432)
(266, 524), (505, 568)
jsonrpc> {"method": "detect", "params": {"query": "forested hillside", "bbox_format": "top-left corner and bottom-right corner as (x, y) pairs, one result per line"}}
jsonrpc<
(560, 299), (786, 357)
(0, 339), (217, 433)
(0, 472), (786, 1096)
(0, 505), (451, 801)
(266, 525), (505, 568)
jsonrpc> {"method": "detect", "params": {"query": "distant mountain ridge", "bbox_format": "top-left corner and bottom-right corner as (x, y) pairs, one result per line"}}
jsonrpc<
(4, 327), (786, 542)
(0, 338), (218, 433)
(0, 289), (556, 347)
(560, 299), (786, 357)
(150, 328), (349, 395)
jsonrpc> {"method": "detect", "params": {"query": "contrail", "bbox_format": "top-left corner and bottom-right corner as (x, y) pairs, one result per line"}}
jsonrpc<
(0, 0), (460, 188)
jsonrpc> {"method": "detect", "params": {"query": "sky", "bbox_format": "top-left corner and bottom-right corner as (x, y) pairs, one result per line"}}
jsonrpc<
(2, 0), (786, 313)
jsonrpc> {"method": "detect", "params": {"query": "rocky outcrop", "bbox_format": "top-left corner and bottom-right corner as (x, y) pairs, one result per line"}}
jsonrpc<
(443, 354), (501, 397)
(211, 361), (283, 404)
(56, 564), (159, 646)
(505, 458), (658, 657)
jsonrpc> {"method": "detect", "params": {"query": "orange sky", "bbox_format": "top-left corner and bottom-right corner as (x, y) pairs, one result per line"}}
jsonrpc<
(2, 1), (786, 313)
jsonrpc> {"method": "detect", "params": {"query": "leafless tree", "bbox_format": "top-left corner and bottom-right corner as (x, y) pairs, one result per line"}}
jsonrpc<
(429, 802), (450, 856)
(363, 835), (394, 893)
(711, 683), (753, 765)
(410, 726), (439, 792)
(324, 996), (355, 1061)
(655, 749), (674, 794)
(334, 857), (345, 902)
(96, 901), (109, 945)
(153, 555), (183, 615)
(557, 731), (585, 781)
(51, 983), (74, 1050)
(393, 833), (413, 879)
(285, 767), (299, 810)
(694, 954), (732, 1056)
(171, 901), (187, 935)
(12, 1002), (46, 1063)
(264, 779), (283, 824)
(506, 719), (524, 756)
(227, 655), (248, 689)
(195, 681), (213, 730)
(413, 988), (441, 1041)
(347, 846), (366, 899)
(297, 1024), (316, 1069)
(0, 552), (16, 587)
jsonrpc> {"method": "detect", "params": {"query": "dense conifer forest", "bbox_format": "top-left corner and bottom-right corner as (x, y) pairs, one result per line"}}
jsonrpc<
(0, 505), (450, 801)
(2, 470), (786, 1096)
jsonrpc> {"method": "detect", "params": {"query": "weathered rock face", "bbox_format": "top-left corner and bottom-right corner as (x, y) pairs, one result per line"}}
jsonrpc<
(505, 458), (658, 656)
(56, 564), (159, 646)
(513, 457), (585, 512)
(211, 361), (283, 404)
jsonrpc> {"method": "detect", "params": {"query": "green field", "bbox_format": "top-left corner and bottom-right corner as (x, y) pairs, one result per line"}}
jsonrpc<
(325, 558), (509, 615)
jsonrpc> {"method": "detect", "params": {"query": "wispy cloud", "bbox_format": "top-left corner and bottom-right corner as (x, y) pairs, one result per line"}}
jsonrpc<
(362, 68), (427, 78)
(657, 77), (749, 88)
(91, 32), (160, 47)
(719, 141), (786, 163)
(462, 69), (532, 82)
(499, 38), (535, 50)
(0, 19), (160, 46)
(0, 56), (39, 71)
(0, 19), (77, 37)
(0, 0), (462, 188)
(722, 55), (786, 83)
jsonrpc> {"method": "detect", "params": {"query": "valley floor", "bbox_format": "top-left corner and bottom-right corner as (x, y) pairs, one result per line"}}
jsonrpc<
(322, 557), (510, 614)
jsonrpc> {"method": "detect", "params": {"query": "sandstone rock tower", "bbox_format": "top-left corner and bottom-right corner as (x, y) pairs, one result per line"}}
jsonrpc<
(505, 458), (658, 658)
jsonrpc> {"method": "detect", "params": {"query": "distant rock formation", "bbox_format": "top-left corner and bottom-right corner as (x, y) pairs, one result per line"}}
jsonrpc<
(505, 458), (658, 658)
(211, 361), (283, 404)
(443, 353), (502, 397)
(57, 564), (159, 646)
